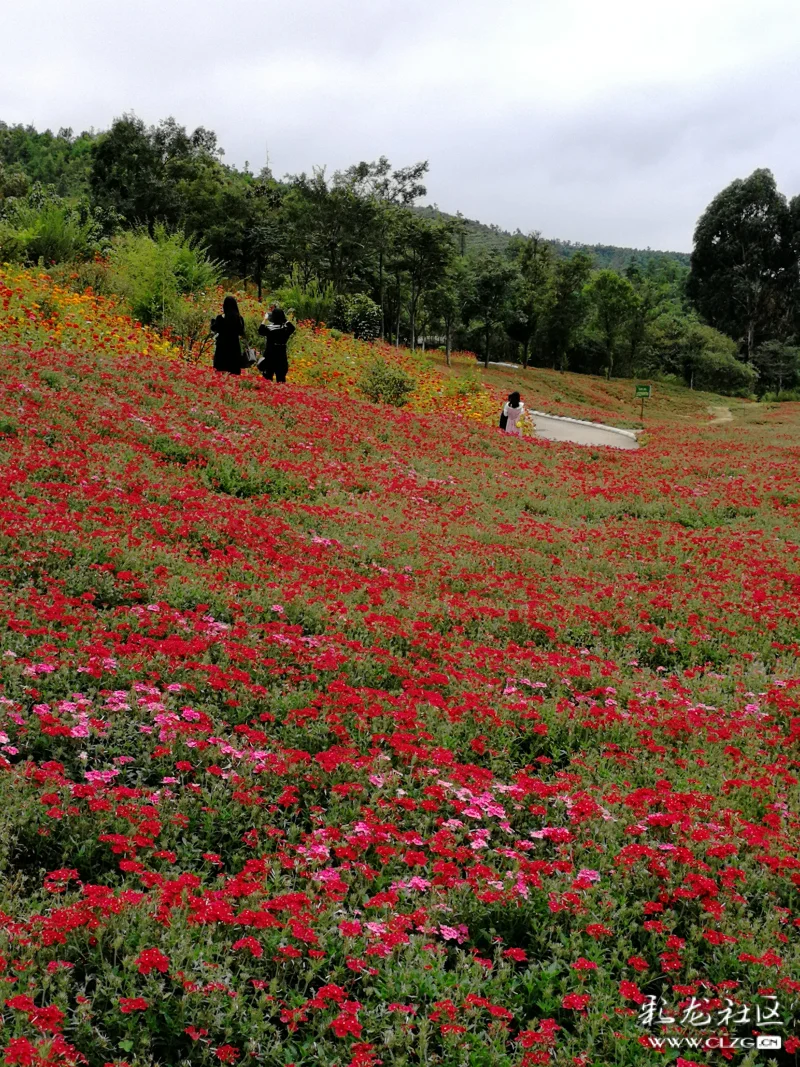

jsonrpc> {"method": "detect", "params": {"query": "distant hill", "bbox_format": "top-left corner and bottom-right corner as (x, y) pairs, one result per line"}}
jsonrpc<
(415, 205), (691, 271)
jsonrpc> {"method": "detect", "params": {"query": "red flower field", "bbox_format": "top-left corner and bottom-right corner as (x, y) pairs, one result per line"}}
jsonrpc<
(1, 272), (800, 1065)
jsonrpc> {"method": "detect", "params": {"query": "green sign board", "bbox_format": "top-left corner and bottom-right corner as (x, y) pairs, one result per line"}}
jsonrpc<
(635, 385), (651, 398)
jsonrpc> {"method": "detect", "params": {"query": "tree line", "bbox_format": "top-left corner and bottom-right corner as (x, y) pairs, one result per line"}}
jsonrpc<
(1, 115), (799, 397)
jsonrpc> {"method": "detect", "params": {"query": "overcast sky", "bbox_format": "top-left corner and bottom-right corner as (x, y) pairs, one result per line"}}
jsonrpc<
(4, 0), (800, 251)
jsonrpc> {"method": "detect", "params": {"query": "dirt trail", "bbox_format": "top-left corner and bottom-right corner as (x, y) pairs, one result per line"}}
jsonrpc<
(707, 405), (733, 424)
(526, 411), (639, 450)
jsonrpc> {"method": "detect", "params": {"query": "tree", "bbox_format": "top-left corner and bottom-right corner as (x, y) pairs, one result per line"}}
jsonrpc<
(338, 157), (429, 338)
(391, 214), (455, 350)
(90, 114), (164, 225)
(751, 340), (799, 395)
(688, 169), (799, 360)
(467, 252), (517, 368)
(681, 324), (757, 395)
(424, 257), (474, 365)
(280, 168), (379, 294)
(585, 270), (638, 378)
(543, 251), (593, 371)
(507, 232), (555, 367)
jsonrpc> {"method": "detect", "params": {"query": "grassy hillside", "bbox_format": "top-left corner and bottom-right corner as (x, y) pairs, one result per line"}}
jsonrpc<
(0, 268), (800, 1066)
(416, 206), (691, 270)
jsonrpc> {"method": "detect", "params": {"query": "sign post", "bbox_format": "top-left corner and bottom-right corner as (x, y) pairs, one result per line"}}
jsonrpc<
(635, 384), (651, 421)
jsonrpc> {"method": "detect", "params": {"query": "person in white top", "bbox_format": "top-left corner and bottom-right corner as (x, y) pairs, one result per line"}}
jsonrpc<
(501, 391), (525, 436)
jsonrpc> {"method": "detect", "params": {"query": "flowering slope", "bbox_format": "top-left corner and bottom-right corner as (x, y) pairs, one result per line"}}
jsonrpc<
(0, 268), (497, 424)
(1, 330), (800, 1067)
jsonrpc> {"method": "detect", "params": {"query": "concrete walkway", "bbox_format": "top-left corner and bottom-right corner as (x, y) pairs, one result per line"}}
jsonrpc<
(482, 362), (639, 449)
(522, 410), (639, 450)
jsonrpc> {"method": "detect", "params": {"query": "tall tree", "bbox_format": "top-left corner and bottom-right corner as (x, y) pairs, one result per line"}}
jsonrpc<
(424, 256), (474, 365)
(468, 251), (516, 368)
(281, 168), (378, 293)
(751, 341), (799, 395)
(687, 169), (799, 360)
(585, 270), (638, 378)
(507, 232), (555, 367)
(90, 114), (162, 224)
(391, 214), (455, 350)
(337, 157), (429, 338)
(543, 251), (593, 371)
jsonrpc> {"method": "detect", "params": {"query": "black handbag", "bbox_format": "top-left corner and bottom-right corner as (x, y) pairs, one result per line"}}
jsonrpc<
(499, 408), (508, 430)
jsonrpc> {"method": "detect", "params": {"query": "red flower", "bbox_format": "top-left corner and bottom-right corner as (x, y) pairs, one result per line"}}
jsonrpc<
(135, 948), (169, 976)
(4, 1038), (37, 1066)
(503, 947), (527, 962)
(119, 998), (149, 1013)
(571, 957), (598, 971)
(562, 993), (591, 1011)
(232, 936), (263, 958)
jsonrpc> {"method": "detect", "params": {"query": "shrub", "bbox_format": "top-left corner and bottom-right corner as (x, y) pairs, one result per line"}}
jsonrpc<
(688, 347), (757, 396)
(358, 359), (416, 407)
(0, 197), (96, 265)
(332, 292), (382, 341)
(680, 323), (757, 396)
(446, 371), (483, 397)
(761, 388), (800, 403)
(164, 298), (216, 365)
(275, 269), (334, 325)
(107, 225), (220, 326)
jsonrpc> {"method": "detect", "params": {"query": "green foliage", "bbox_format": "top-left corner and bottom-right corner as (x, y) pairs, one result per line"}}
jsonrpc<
(751, 340), (799, 395)
(761, 387), (800, 402)
(688, 168), (800, 358)
(0, 121), (96, 197)
(200, 456), (308, 499)
(106, 225), (220, 326)
(584, 269), (639, 378)
(0, 188), (107, 265)
(445, 370), (483, 396)
(0, 161), (30, 201)
(686, 336), (757, 395)
(274, 268), (335, 324)
(467, 250), (517, 366)
(358, 359), (416, 406)
(150, 434), (206, 466)
(332, 292), (382, 341)
(0, 417), (18, 437)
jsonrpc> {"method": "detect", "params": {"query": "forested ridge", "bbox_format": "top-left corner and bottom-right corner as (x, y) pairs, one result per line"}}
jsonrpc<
(414, 206), (691, 271)
(1, 114), (799, 397)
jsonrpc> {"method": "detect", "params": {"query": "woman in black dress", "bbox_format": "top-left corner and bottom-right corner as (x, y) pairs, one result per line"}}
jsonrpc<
(211, 296), (245, 375)
(257, 306), (296, 382)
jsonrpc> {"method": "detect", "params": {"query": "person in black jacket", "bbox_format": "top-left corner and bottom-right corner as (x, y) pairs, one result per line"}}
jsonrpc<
(257, 306), (296, 382)
(211, 296), (245, 375)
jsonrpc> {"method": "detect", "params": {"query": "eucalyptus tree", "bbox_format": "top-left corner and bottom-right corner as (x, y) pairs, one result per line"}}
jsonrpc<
(336, 157), (429, 337)
(688, 169), (799, 359)
(468, 251), (517, 368)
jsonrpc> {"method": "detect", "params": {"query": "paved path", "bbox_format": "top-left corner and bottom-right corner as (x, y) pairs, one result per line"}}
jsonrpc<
(526, 410), (639, 450)
(481, 363), (639, 449)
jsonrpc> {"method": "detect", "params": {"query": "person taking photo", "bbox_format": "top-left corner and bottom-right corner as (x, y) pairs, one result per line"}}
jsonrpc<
(257, 306), (296, 383)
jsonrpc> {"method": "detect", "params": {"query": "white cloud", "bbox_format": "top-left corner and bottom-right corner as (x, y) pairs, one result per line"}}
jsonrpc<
(4, 0), (800, 249)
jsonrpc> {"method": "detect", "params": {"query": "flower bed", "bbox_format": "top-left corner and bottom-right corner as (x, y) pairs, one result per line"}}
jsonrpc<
(0, 275), (800, 1065)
